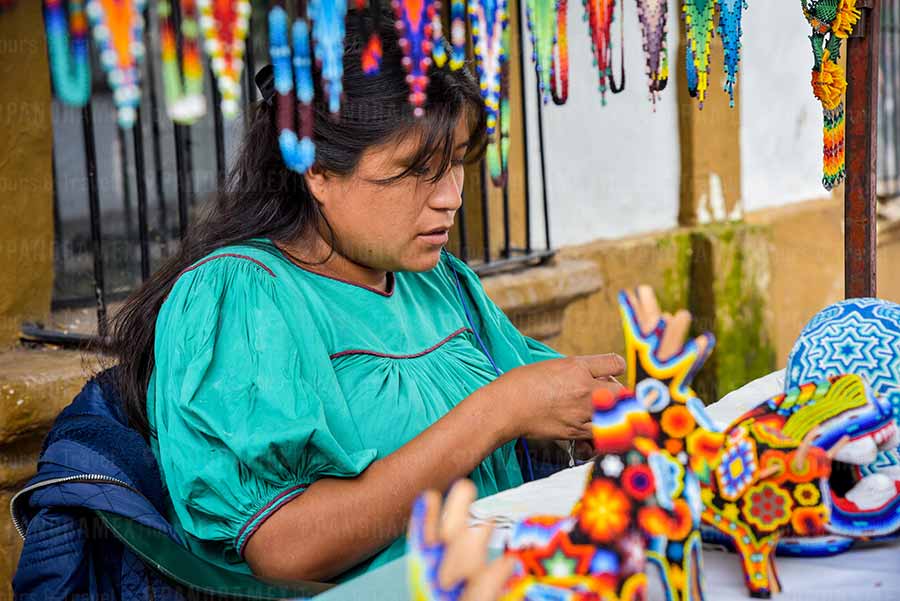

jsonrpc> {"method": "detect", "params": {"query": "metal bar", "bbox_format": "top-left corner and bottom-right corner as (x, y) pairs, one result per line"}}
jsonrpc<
(480, 159), (491, 264)
(515, 0), (533, 255)
(82, 100), (108, 337)
(891, 0), (900, 196)
(211, 66), (226, 187)
(244, 12), (256, 132)
(117, 126), (134, 245)
(134, 106), (151, 281)
(472, 249), (556, 276)
(20, 324), (98, 350)
(458, 199), (469, 261)
(534, 69), (551, 250)
(51, 146), (65, 273)
(175, 124), (190, 239)
(144, 5), (169, 252)
(502, 178), (511, 258)
(845, 0), (881, 298)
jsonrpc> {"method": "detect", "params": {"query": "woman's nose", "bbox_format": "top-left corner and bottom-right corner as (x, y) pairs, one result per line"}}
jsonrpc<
(429, 167), (464, 212)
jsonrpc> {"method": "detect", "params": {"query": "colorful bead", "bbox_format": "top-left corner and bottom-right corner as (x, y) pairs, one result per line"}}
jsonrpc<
(717, 0), (747, 108)
(85, 0), (147, 128)
(682, 0), (715, 108)
(158, 0), (206, 124)
(582, 0), (617, 105)
(196, 0), (250, 119)
(635, 0), (669, 105)
(392, 0), (436, 117)
(448, 0), (465, 70)
(309, 0), (347, 114)
(44, 0), (91, 107)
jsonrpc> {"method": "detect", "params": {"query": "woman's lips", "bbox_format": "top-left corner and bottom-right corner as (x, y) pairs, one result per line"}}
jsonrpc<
(418, 229), (450, 245)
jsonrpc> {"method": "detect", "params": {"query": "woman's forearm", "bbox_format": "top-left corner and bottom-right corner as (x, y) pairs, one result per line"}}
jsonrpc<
(243, 384), (519, 583)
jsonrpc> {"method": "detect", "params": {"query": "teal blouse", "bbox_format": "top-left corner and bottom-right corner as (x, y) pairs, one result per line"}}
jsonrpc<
(147, 238), (562, 582)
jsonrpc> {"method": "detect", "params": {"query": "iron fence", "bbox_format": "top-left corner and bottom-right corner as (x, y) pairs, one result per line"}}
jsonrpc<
(26, 1), (553, 347)
(879, 0), (900, 199)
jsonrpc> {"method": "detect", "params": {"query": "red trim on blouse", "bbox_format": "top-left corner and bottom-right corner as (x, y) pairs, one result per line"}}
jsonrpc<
(177, 253), (277, 278)
(329, 327), (471, 360)
(236, 483), (309, 557)
(272, 243), (395, 297)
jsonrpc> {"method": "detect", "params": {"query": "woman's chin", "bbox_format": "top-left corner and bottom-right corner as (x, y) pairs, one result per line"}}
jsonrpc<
(401, 245), (444, 272)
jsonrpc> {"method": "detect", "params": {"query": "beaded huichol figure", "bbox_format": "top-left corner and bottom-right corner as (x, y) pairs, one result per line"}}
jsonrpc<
(393, 0), (437, 117)
(195, 0), (250, 119)
(717, 0), (747, 108)
(158, 0), (206, 124)
(583, 0), (623, 105)
(45, 0), (91, 108)
(682, 0), (715, 107)
(86, 0), (147, 128)
(269, 1), (315, 174)
(309, 0), (347, 114)
(801, 0), (861, 190)
(635, 0), (668, 105)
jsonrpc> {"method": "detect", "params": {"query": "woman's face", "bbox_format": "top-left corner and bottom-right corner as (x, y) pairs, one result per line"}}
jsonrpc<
(305, 115), (469, 273)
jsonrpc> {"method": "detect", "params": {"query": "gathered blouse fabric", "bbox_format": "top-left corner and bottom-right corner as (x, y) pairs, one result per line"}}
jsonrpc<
(147, 239), (562, 581)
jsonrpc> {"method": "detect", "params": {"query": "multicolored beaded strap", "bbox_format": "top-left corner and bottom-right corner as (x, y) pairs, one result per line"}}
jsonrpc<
(635, 0), (669, 105)
(468, 0), (507, 138)
(524, 0), (569, 105)
(718, 0), (747, 108)
(802, 0), (861, 190)
(356, 0), (382, 75)
(269, 0), (315, 173)
(448, 0), (466, 70)
(393, 0), (437, 117)
(583, 0), (624, 105)
(309, 0), (347, 114)
(158, 0), (206, 124)
(682, 0), (715, 108)
(45, 0), (91, 107)
(86, 0), (147, 128)
(196, 0), (250, 119)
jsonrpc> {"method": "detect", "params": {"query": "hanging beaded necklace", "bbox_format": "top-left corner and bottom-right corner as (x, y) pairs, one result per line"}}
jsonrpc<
(269, 0), (315, 173)
(583, 0), (624, 105)
(158, 0), (206, 123)
(468, 0), (507, 138)
(430, 0), (449, 69)
(635, 0), (669, 105)
(801, 0), (861, 190)
(309, 0), (347, 114)
(355, 0), (382, 75)
(486, 14), (510, 187)
(718, 0), (747, 108)
(195, 0), (250, 119)
(448, 0), (466, 70)
(682, 0), (715, 107)
(45, 0), (91, 107)
(551, 0), (568, 105)
(393, 0), (436, 117)
(86, 0), (147, 128)
(525, 0), (570, 105)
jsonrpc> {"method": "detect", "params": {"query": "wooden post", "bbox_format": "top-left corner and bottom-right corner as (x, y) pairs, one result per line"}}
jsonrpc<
(845, 0), (881, 298)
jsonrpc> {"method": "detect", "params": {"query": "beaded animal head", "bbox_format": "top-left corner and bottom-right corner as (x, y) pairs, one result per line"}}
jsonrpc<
(785, 298), (900, 546)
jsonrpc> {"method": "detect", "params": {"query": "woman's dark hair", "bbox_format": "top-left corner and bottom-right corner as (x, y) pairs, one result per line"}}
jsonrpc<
(107, 7), (488, 440)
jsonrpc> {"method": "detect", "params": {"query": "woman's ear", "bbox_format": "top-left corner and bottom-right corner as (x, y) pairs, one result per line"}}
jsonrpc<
(303, 165), (330, 207)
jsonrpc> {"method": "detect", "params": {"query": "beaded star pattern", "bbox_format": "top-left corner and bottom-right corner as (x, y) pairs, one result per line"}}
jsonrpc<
(393, 0), (437, 117)
(86, 0), (147, 128)
(45, 0), (92, 107)
(158, 0), (207, 124)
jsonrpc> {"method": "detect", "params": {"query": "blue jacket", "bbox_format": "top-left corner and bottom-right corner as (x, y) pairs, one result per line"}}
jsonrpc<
(10, 368), (186, 600)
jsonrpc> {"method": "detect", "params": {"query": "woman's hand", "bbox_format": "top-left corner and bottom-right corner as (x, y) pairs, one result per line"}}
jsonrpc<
(482, 354), (625, 443)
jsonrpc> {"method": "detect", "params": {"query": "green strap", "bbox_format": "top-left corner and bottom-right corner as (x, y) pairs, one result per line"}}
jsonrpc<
(95, 510), (333, 600)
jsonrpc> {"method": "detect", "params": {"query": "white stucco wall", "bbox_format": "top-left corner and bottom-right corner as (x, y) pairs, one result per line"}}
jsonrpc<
(739, 1), (831, 211)
(520, 0), (682, 247)
(523, 2), (830, 248)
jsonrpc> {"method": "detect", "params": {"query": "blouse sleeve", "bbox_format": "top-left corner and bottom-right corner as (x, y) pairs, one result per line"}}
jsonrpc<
(442, 252), (565, 372)
(149, 255), (378, 563)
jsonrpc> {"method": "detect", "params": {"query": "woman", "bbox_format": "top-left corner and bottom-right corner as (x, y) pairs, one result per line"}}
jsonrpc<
(109, 8), (623, 585)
